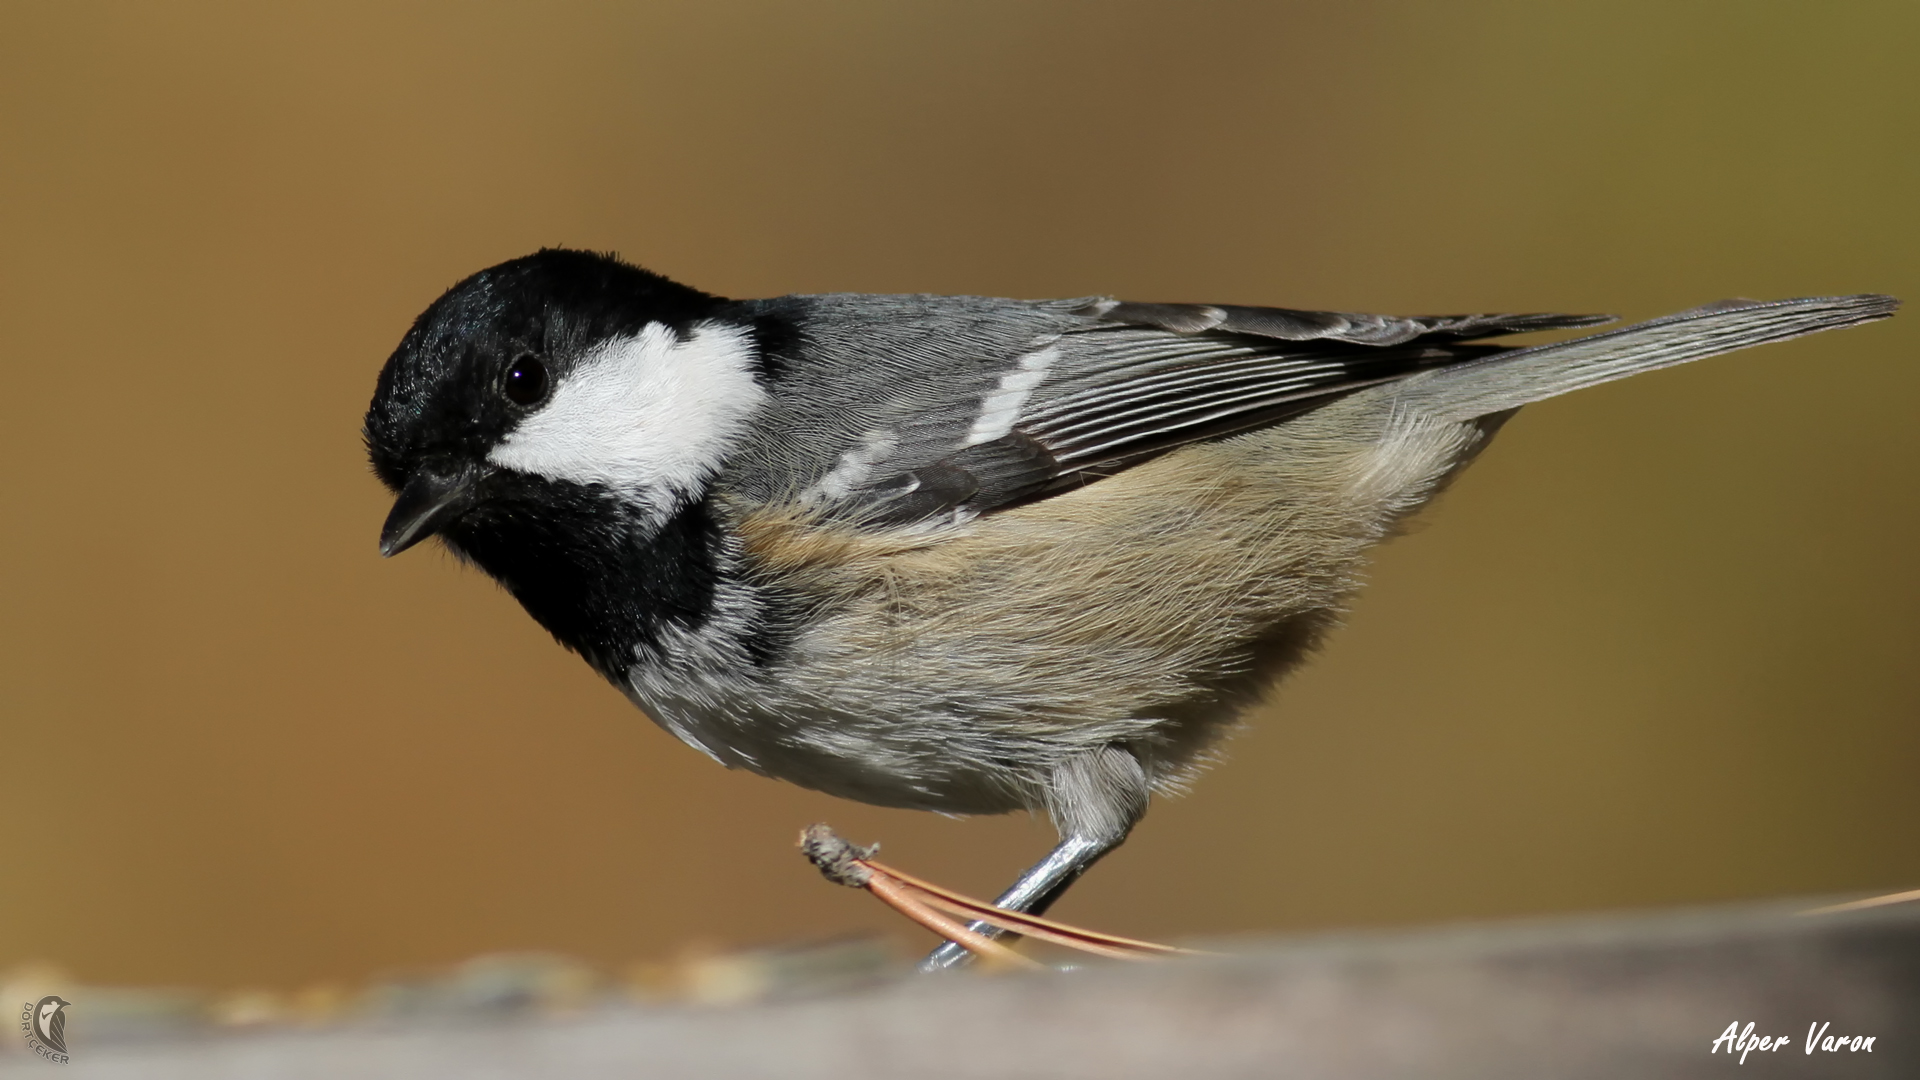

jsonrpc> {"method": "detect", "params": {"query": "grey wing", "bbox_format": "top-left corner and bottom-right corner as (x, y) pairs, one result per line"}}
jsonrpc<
(727, 293), (1613, 528)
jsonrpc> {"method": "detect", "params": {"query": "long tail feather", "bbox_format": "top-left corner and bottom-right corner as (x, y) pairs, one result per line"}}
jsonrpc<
(1397, 294), (1898, 422)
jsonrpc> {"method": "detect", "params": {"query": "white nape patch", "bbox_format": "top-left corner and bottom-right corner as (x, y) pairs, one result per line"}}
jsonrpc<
(964, 344), (1058, 446)
(488, 321), (765, 513)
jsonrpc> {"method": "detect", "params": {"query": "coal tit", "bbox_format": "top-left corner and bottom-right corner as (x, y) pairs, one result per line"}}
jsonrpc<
(363, 249), (1894, 969)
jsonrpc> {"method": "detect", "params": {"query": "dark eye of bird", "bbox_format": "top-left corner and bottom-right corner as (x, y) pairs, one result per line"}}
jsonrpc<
(503, 354), (549, 406)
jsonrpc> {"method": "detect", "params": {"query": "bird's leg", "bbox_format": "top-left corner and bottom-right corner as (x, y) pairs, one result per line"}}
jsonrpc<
(921, 744), (1149, 972)
(919, 832), (1125, 971)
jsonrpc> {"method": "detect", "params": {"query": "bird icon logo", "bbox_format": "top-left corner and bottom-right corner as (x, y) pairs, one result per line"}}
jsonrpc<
(31, 995), (69, 1056)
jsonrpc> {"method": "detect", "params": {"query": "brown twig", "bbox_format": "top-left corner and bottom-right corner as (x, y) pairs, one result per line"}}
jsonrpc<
(865, 856), (1198, 956)
(863, 875), (1043, 970)
(798, 823), (1192, 966)
(1799, 887), (1920, 916)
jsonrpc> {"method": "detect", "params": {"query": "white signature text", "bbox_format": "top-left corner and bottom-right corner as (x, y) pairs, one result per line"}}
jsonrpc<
(1710, 1022), (1876, 1063)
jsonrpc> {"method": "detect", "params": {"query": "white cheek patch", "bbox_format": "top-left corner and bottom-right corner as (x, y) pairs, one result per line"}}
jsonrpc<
(488, 320), (766, 511)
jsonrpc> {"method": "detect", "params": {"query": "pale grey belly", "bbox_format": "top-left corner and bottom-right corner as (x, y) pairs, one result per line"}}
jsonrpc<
(618, 655), (1189, 817)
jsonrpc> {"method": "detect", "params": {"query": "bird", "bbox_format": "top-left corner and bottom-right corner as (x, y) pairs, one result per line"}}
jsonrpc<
(33, 996), (69, 1055)
(363, 248), (1895, 970)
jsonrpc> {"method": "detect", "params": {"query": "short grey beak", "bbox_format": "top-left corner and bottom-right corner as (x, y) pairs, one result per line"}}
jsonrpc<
(380, 466), (484, 557)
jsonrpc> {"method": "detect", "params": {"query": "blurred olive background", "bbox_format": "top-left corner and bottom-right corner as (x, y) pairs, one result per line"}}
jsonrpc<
(2, 1), (1915, 991)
